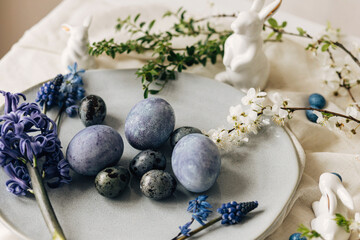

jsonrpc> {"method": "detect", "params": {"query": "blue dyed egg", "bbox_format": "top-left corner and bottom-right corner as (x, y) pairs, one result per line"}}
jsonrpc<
(172, 133), (221, 193)
(309, 93), (326, 109)
(66, 125), (124, 176)
(289, 233), (306, 240)
(125, 97), (175, 150)
(306, 110), (318, 123)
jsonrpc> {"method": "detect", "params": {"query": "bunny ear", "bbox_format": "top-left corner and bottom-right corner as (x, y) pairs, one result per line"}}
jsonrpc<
(251, 0), (265, 12)
(325, 187), (337, 215)
(258, 0), (282, 21)
(61, 24), (72, 32)
(337, 186), (354, 210)
(83, 16), (92, 28)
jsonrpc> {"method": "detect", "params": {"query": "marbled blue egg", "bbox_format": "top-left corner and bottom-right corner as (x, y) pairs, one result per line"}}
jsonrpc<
(125, 97), (175, 150)
(309, 93), (326, 109)
(66, 125), (124, 176)
(171, 133), (221, 193)
(306, 109), (318, 123)
(289, 233), (306, 240)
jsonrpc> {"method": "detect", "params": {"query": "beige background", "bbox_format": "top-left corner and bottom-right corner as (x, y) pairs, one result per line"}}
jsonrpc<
(0, 0), (62, 58)
(0, 0), (360, 240)
(1, 0), (360, 59)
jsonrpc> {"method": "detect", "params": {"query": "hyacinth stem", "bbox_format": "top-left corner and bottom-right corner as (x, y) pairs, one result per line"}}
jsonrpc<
(176, 216), (222, 240)
(26, 162), (66, 240)
(56, 110), (64, 135)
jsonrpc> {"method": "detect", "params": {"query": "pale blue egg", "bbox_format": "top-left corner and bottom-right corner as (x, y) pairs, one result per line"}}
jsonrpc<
(171, 133), (221, 193)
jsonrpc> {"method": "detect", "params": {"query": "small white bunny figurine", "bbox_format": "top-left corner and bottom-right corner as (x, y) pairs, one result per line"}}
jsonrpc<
(215, 0), (282, 90)
(61, 16), (97, 70)
(311, 172), (354, 240)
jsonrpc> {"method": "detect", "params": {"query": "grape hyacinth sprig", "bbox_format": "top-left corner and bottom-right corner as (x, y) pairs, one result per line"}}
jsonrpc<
(173, 195), (213, 239)
(172, 195), (258, 240)
(0, 91), (71, 239)
(36, 62), (85, 119)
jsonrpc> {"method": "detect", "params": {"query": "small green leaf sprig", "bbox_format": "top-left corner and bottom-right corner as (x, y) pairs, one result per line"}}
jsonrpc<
(89, 8), (232, 98)
(295, 213), (360, 239)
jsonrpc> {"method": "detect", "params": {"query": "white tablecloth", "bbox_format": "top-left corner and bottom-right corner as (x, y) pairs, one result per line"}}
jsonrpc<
(1, 0), (360, 239)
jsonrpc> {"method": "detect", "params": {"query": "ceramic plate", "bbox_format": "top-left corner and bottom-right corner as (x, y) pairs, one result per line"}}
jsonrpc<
(0, 69), (301, 240)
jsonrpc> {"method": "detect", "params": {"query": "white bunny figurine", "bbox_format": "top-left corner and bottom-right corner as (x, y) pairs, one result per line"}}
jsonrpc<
(61, 16), (97, 70)
(311, 172), (354, 240)
(215, 0), (282, 90)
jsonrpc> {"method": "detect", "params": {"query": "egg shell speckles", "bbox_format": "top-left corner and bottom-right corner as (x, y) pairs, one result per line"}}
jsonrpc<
(125, 97), (175, 150)
(170, 126), (202, 148)
(79, 95), (107, 127)
(66, 125), (124, 176)
(140, 170), (177, 200)
(129, 150), (166, 179)
(95, 166), (130, 198)
(171, 133), (221, 193)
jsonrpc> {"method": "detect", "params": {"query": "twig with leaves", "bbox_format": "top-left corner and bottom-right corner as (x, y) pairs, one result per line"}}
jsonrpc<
(89, 8), (231, 98)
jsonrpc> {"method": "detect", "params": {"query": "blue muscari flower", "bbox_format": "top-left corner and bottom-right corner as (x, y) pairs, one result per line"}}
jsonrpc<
(217, 201), (258, 225)
(187, 195), (213, 225)
(66, 62), (85, 82)
(35, 63), (85, 117)
(0, 91), (72, 196)
(178, 221), (192, 237)
(66, 105), (79, 118)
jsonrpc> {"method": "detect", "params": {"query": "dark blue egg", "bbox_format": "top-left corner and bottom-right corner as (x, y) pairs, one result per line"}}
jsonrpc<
(289, 233), (306, 240)
(309, 93), (326, 109)
(125, 97), (175, 150)
(306, 109), (318, 123)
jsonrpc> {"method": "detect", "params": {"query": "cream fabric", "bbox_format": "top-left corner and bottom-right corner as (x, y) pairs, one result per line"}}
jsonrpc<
(0, 0), (360, 239)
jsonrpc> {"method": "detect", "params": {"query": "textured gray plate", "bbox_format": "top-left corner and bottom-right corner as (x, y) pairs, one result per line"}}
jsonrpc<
(0, 69), (300, 240)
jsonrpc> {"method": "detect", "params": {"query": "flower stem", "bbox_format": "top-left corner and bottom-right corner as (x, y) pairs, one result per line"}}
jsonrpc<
(175, 216), (222, 240)
(281, 106), (360, 123)
(26, 162), (66, 240)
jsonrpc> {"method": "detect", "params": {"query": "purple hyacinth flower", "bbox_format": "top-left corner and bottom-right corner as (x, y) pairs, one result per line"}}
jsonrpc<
(4, 163), (31, 195)
(0, 91), (26, 114)
(0, 91), (72, 196)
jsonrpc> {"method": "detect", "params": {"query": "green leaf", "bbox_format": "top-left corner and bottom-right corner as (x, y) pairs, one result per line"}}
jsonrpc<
(297, 27), (306, 36)
(334, 213), (351, 233)
(134, 14), (140, 22)
(281, 21), (287, 28)
(266, 32), (275, 40)
(276, 33), (283, 41)
(143, 88), (149, 99)
(148, 20), (156, 30)
(162, 11), (172, 18)
(186, 46), (195, 56)
(180, 10), (187, 20)
(207, 22), (215, 33)
(321, 43), (330, 52)
(177, 64), (183, 72)
(268, 18), (278, 28)
(149, 89), (160, 95)
(139, 22), (145, 28)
